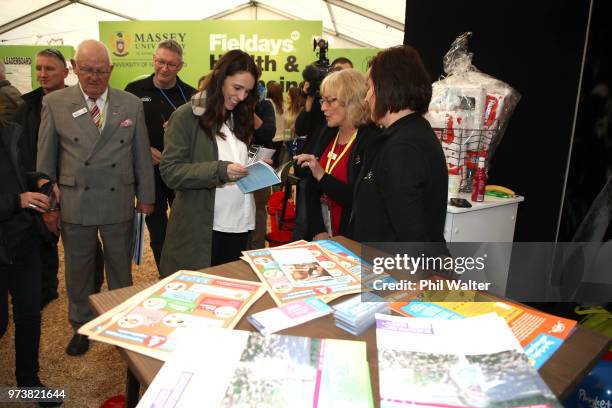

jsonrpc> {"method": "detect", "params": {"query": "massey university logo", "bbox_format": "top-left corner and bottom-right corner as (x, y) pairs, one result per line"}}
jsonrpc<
(110, 32), (131, 57)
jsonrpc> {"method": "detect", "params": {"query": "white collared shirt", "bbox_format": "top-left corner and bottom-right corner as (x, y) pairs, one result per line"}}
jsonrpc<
(79, 84), (109, 131)
(213, 121), (255, 233)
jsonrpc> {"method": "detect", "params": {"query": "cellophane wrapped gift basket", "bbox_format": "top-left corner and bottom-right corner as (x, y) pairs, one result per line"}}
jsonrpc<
(425, 32), (521, 192)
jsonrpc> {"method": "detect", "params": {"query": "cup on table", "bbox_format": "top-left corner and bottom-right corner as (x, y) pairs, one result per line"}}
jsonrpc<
(448, 174), (461, 196)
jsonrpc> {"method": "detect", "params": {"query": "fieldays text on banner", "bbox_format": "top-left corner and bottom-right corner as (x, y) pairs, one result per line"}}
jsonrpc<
(99, 20), (323, 91)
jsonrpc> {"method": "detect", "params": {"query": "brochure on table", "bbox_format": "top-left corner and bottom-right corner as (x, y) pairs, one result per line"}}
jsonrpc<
(316, 239), (397, 290)
(242, 242), (363, 306)
(391, 291), (577, 368)
(137, 326), (374, 408)
(79, 270), (266, 361)
(376, 313), (562, 408)
(247, 297), (333, 335)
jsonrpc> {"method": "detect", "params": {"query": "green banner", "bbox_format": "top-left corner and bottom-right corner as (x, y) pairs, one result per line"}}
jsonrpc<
(0, 45), (75, 93)
(99, 20), (324, 92)
(327, 48), (380, 73)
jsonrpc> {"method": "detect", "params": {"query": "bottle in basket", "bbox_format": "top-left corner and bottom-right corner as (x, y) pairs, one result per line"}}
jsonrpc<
(471, 156), (486, 202)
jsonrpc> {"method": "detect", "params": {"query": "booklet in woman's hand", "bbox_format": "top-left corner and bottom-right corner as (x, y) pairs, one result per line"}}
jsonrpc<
(236, 160), (286, 193)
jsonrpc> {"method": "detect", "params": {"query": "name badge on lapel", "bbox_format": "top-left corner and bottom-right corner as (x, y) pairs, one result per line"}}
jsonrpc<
(72, 107), (88, 118)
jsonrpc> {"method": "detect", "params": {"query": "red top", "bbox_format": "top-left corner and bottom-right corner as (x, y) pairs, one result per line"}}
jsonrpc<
(319, 140), (353, 235)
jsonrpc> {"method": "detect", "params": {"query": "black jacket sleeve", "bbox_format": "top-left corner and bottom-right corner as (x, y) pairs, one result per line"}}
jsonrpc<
(0, 193), (20, 222)
(253, 100), (275, 148)
(314, 173), (353, 208)
(303, 177), (327, 237)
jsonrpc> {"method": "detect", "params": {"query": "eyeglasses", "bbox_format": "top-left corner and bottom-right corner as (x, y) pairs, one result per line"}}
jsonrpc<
(321, 97), (339, 106)
(39, 48), (66, 65)
(154, 58), (181, 70)
(78, 66), (112, 77)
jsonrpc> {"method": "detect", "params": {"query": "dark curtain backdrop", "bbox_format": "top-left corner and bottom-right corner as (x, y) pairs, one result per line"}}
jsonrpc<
(403, 0), (592, 241)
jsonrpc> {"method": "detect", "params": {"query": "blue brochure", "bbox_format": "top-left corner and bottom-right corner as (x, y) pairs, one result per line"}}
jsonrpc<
(236, 160), (282, 193)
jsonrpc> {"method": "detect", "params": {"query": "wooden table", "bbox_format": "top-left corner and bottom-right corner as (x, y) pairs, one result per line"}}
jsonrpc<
(89, 237), (610, 407)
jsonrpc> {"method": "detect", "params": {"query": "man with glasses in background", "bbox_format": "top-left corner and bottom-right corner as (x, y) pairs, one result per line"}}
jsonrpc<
(37, 40), (155, 356)
(15, 48), (105, 310)
(125, 40), (195, 274)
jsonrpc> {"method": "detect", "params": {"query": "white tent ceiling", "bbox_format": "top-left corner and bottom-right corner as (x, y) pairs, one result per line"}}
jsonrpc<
(0, 0), (405, 48)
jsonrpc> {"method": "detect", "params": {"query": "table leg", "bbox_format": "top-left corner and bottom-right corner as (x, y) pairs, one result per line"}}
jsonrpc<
(125, 368), (140, 408)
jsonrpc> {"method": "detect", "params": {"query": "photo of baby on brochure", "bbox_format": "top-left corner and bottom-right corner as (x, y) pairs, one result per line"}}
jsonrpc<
(289, 262), (334, 286)
(268, 247), (338, 287)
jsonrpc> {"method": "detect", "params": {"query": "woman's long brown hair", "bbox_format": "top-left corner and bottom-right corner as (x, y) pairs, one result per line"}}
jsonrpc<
(200, 49), (261, 143)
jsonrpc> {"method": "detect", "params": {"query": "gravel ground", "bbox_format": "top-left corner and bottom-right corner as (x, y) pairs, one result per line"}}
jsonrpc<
(0, 230), (159, 408)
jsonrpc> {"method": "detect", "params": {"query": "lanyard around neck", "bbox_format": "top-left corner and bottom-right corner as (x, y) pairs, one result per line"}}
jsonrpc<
(324, 130), (357, 175)
(156, 82), (187, 111)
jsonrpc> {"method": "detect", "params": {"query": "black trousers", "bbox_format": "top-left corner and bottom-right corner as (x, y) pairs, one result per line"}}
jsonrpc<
(146, 167), (174, 272)
(211, 230), (249, 266)
(0, 234), (42, 385)
(40, 238), (59, 300)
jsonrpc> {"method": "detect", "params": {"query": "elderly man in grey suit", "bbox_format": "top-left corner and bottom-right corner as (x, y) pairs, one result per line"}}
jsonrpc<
(37, 40), (155, 356)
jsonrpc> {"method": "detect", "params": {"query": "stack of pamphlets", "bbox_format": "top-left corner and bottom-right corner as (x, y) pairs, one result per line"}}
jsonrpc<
(247, 297), (333, 335)
(333, 292), (389, 335)
(137, 326), (374, 408)
(375, 313), (562, 408)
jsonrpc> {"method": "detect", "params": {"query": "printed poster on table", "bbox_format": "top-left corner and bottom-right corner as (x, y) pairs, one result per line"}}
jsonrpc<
(390, 290), (577, 368)
(376, 313), (562, 408)
(137, 326), (373, 408)
(242, 243), (362, 306)
(79, 270), (266, 361)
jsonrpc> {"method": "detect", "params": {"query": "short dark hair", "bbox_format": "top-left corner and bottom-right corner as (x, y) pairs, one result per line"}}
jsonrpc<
(37, 48), (66, 67)
(331, 57), (353, 68)
(200, 49), (260, 143)
(368, 45), (432, 119)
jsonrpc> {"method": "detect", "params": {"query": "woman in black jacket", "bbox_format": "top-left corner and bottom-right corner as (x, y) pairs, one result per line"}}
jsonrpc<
(350, 45), (448, 244)
(294, 69), (379, 240)
(0, 120), (61, 405)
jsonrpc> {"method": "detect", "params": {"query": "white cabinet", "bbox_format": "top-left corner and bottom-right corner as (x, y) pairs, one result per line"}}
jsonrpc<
(445, 195), (523, 242)
(444, 194), (524, 295)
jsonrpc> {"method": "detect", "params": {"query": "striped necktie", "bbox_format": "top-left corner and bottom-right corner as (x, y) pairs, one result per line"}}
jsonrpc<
(89, 97), (101, 129)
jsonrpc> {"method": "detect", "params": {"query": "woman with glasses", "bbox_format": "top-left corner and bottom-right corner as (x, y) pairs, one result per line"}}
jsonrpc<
(294, 69), (380, 240)
(351, 45), (448, 244)
(159, 50), (260, 276)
